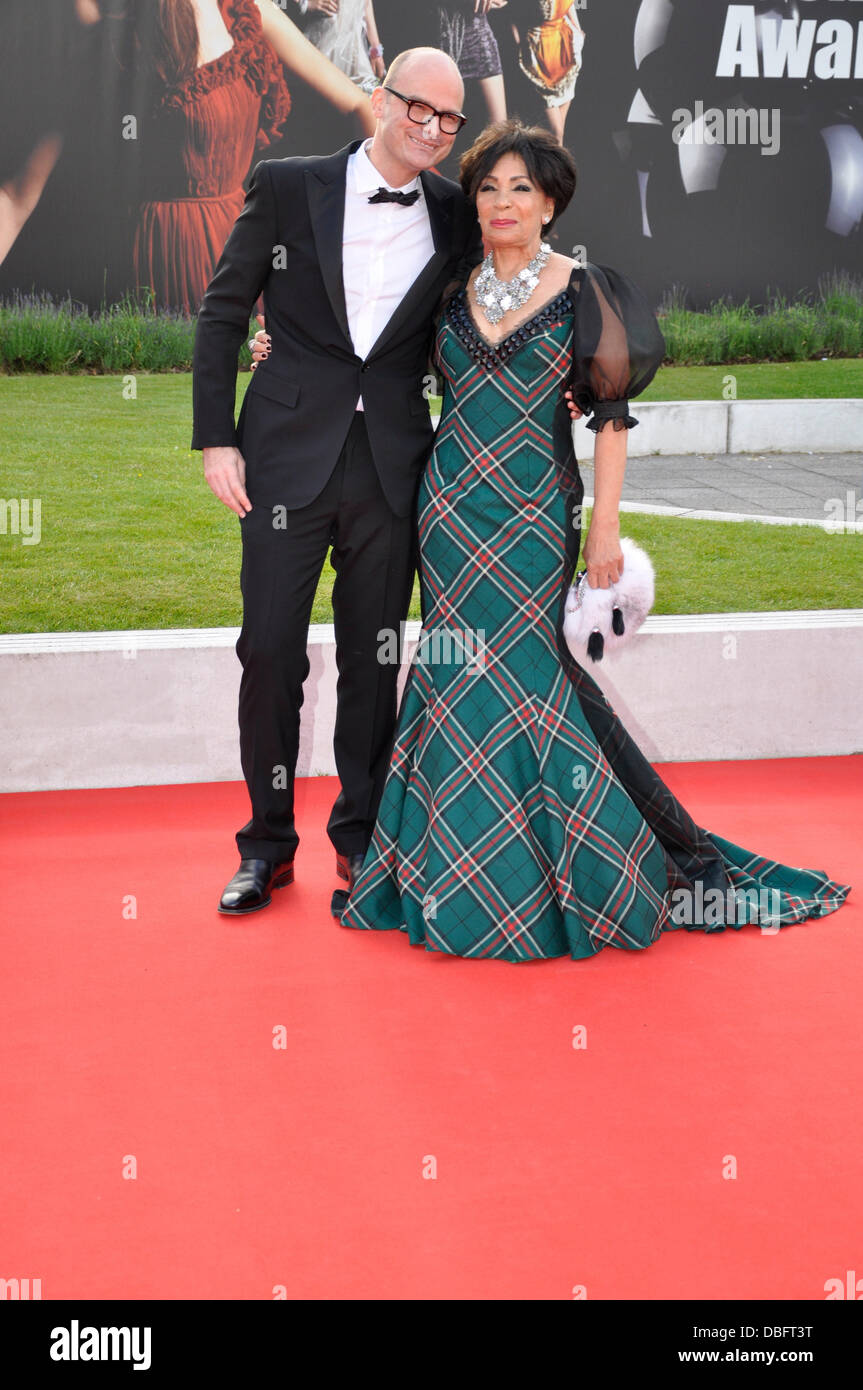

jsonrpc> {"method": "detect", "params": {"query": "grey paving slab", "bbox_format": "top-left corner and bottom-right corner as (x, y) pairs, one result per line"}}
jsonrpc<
(579, 450), (863, 518)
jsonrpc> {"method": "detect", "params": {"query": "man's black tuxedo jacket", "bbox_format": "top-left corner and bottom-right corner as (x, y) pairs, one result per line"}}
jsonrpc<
(191, 141), (482, 517)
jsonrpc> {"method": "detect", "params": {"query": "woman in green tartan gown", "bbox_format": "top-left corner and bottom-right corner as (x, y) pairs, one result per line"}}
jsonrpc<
(339, 121), (851, 962)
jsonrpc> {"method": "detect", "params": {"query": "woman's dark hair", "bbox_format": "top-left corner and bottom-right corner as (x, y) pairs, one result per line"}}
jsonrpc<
(459, 120), (577, 234)
(108, 0), (199, 88)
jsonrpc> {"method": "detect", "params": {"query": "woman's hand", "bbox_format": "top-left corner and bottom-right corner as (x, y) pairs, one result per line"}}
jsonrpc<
(564, 388), (584, 422)
(74, 0), (102, 23)
(249, 312), (270, 370)
(582, 520), (623, 589)
(307, 0), (339, 15)
(365, 2), (385, 79)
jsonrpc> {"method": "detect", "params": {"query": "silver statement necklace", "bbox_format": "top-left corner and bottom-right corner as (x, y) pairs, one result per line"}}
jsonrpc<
(474, 241), (552, 327)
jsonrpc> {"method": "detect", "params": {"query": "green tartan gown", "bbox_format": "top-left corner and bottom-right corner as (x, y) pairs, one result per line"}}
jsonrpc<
(339, 266), (851, 961)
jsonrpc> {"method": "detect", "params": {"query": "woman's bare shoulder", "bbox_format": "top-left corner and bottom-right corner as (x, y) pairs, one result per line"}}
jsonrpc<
(548, 251), (585, 277)
(542, 251), (583, 298)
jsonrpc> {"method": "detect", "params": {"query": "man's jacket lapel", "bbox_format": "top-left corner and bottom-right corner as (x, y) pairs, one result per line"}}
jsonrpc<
(303, 143), (358, 351)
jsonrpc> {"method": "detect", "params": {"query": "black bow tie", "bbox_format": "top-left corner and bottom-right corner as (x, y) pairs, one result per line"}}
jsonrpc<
(368, 187), (420, 207)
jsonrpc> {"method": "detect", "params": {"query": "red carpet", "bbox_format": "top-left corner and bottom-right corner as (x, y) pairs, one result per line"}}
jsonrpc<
(1, 757), (860, 1301)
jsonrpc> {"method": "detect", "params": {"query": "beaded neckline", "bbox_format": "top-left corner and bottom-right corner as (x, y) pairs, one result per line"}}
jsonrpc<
(447, 287), (573, 368)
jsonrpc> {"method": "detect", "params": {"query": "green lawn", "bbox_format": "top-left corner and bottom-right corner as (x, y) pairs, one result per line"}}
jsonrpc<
(1, 372), (860, 633)
(638, 359), (863, 401)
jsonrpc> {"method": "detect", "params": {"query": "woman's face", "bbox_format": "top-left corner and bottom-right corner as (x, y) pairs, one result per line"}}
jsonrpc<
(475, 153), (554, 252)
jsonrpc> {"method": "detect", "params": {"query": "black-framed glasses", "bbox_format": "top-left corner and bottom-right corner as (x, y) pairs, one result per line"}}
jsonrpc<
(383, 86), (467, 136)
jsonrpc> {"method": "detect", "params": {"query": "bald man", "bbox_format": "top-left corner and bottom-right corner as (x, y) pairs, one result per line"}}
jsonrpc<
(192, 49), (482, 918)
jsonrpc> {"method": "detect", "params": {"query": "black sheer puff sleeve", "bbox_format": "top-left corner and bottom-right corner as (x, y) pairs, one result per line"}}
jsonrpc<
(568, 263), (666, 433)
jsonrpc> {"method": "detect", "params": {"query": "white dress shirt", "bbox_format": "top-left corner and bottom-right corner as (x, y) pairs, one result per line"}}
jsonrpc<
(343, 139), (436, 410)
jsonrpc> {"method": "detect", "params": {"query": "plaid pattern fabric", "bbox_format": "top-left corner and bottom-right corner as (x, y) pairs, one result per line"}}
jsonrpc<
(340, 292), (851, 961)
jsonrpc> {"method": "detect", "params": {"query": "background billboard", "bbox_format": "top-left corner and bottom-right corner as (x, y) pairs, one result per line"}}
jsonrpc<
(0, 0), (861, 312)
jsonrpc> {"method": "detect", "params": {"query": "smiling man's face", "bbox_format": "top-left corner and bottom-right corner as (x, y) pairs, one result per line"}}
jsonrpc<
(370, 53), (465, 183)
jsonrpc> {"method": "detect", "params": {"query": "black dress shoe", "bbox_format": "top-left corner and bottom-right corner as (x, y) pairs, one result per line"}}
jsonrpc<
(332, 851), (367, 921)
(335, 852), (367, 891)
(218, 857), (294, 915)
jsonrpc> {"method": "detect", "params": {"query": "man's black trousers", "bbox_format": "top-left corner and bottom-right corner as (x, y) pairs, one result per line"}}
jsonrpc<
(234, 412), (417, 861)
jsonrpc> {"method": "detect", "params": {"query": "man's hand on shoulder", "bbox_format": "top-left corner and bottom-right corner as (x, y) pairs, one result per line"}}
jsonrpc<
(203, 446), (252, 517)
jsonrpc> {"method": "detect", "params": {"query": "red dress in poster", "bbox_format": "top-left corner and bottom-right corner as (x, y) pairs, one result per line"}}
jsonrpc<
(133, 0), (290, 315)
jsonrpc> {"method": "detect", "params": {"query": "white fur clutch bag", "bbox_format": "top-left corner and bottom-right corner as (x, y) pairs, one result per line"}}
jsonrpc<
(563, 537), (655, 663)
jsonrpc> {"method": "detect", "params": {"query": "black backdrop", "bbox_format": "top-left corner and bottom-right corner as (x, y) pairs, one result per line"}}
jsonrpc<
(0, 0), (861, 310)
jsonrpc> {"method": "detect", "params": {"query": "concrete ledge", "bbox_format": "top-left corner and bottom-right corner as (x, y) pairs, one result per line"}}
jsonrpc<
(728, 398), (863, 454)
(1, 612), (860, 792)
(569, 398), (863, 457)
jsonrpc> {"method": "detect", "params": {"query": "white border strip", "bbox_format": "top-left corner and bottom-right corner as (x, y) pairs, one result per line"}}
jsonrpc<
(2, 609), (862, 656)
(584, 497), (863, 531)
